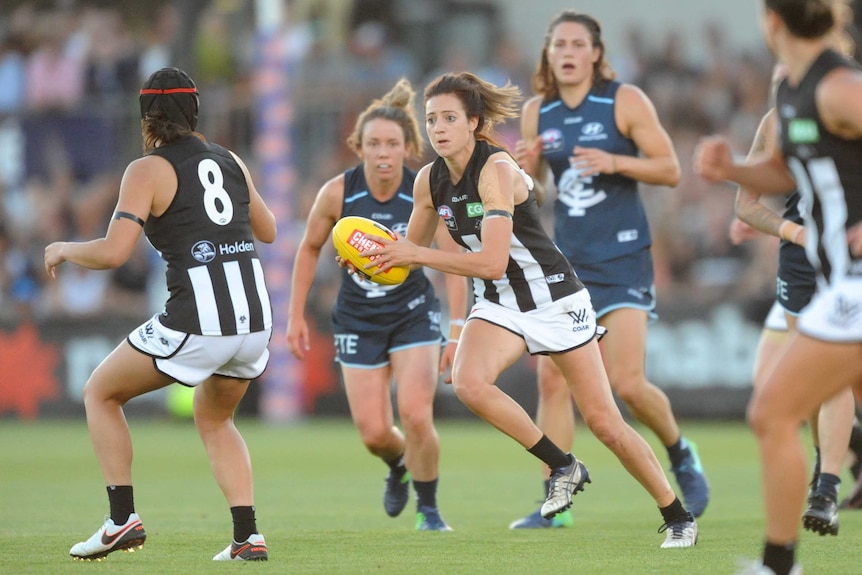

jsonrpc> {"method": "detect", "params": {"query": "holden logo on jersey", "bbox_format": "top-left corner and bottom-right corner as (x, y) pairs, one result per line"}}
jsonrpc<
(438, 205), (458, 231)
(192, 240), (216, 263)
(579, 122), (607, 142)
(541, 128), (564, 152)
(219, 240), (255, 255)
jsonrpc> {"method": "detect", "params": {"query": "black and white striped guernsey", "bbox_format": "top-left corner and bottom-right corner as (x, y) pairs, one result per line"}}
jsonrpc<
(429, 139), (584, 312)
(777, 49), (862, 286)
(145, 136), (272, 336)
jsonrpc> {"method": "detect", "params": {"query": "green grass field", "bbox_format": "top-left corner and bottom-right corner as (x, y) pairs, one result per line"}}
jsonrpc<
(2, 418), (860, 574)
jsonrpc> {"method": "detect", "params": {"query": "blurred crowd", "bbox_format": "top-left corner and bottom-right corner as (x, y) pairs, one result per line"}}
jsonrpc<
(1, 0), (837, 325)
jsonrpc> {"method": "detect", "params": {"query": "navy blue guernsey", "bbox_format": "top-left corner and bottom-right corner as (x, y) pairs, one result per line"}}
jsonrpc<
(145, 136), (272, 336)
(430, 140), (583, 312)
(777, 49), (862, 285)
(779, 192), (816, 283)
(538, 81), (649, 264)
(336, 165), (436, 314)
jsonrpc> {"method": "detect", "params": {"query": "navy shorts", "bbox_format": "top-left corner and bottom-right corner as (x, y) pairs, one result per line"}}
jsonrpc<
(776, 241), (815, 315)
(331, 295), (442, 368)
(571, 248), (657, 320)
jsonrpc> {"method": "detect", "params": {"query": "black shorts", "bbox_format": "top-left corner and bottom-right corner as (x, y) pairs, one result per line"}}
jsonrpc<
(331, 295), (442, 368)
(572, 248), (657, 320)
(776, 241), (815, 315)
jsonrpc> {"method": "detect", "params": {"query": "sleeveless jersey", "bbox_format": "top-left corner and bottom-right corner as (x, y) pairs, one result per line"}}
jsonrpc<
(145, 136), (272, 336)
(336, 165), (436, 316)
(430, 139), (583, 312)
(777, 49), (862, 286)
(538, 81), (649, 264)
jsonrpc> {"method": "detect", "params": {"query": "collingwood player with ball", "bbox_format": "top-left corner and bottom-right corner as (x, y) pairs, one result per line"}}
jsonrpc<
(286, 79), (466, 531)
(45, 68), (276, 562)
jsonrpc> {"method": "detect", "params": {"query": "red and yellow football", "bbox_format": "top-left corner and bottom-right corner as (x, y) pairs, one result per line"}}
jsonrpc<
(331, 216), (410, 286)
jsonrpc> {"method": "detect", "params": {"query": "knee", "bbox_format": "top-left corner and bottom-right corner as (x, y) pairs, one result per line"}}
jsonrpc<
(746, 397), (769, 439)
(355, 420), (392, 453)
(398, 401), (434, 437)
(609, 370), (645, 408)
(582, 414), (623, 448)
(537, 365), (570, 401)
(452, 374), (485, 409)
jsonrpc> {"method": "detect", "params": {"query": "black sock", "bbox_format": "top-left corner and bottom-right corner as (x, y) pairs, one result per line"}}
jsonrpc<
(527, 435), (570, 470)
(659, 497), (690, 523)
(413, 478), (438, 509)
(763, 540), (796, 575)
(816, 472), (841, 500)
(384, 454), (406, 474)
(811, 446), (822, 487)
(230, 506), (257, 543)
(849, 424), (862, 458)
(107, 485), (135, 525)
(666, 436), (688, 469)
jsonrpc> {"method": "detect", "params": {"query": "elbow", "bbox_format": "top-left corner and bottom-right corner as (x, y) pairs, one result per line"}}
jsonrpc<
(255, 221), (277, 244)
(664, 164), (682, 187)
(476, 260), (508, 281)
(101, 251), (127, 270)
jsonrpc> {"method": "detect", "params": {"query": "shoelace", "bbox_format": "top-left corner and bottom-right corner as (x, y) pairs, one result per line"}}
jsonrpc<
(547, 470), (572, 496)
(658, 521), (685, 537)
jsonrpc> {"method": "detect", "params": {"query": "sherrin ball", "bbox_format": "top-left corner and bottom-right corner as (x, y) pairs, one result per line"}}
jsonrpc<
(331, 216), (410, 286)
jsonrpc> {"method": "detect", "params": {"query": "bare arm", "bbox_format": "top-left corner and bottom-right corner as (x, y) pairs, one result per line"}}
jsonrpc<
(514, 96), (548, 206)
(694, 132), (797, 196)
(569, 85), (679, 185)
(231, 151), (277, 243)
(285, 175), (343, 359)
(44, 157), (158, 277)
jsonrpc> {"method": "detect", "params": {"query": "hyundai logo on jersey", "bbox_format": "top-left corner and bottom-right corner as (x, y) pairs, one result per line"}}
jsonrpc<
(579, 122), (607, 142)
(191, 240), (216, 263)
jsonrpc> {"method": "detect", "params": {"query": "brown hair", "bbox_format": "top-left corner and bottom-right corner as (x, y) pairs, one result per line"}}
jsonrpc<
(531, 11), (615, 100)
(424, 72), (521, 149)
(764, 0), (845, 39)
(346, 78), (424, 158)
(141, 115), (201, 153)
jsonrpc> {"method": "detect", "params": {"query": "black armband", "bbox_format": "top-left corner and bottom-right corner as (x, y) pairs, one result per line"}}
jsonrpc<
(113, 211), (146, 227)
(484, 209), (513, 220)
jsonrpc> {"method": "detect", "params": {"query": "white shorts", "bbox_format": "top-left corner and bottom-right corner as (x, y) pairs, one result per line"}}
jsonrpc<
(797, 277), (862, 343)
(763, 301), (788, 332)
(468, 290), (598, 355)
(128, 314), (272, 386)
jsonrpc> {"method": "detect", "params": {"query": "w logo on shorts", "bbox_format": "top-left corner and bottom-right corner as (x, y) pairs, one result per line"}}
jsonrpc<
(828, 295), (860, 328)
(569, 309), (588, 325)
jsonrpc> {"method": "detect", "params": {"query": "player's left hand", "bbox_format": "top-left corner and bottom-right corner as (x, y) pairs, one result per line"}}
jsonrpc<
(44, 242), (67, 279)
(571, 146), (615, 177)
(360, 232), (417, 273)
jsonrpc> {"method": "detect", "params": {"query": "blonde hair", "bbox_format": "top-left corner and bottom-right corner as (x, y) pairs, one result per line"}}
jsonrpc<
(423, 72), (521, 149)
(346, 78), (423, 158)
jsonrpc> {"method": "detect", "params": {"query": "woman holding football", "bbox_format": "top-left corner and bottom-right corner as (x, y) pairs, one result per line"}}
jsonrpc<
(286, 78), (466, 531)
(362, 71), (697, 548)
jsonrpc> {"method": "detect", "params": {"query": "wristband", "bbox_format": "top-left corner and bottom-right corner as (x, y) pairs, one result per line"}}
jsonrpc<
(450, 319), (465, 327)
